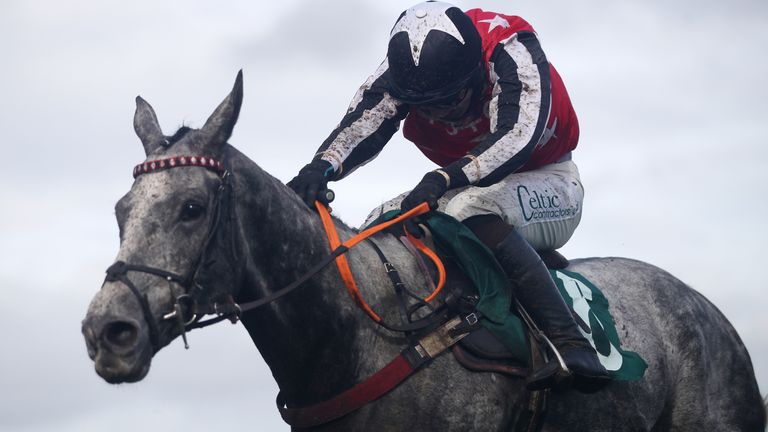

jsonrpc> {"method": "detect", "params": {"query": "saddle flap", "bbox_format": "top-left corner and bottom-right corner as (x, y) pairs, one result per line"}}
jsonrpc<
(459, 326), (524, 361)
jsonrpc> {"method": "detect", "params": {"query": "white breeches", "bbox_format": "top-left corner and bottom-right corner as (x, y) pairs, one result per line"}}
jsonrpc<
(363, 159), (584, 251)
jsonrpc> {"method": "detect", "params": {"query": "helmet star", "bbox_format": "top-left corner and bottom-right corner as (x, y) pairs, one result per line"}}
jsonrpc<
(479, 15), (510, 33)
(390, 1), (465, 66)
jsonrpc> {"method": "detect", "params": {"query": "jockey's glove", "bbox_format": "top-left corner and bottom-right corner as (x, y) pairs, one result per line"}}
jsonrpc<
(400, 170), (449, 237)
(287, 159), (334, 208)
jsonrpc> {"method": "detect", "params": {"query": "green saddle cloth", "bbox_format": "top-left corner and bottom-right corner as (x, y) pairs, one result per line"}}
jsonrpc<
(369, 211), (647, 381)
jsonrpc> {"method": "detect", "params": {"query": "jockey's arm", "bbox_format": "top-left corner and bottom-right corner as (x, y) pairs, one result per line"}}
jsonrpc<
(312, 58), (410, 181)
(442, 31), (552, 188)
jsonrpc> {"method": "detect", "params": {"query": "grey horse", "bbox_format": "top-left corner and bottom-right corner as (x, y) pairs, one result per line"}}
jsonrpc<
(82, 73), (765, 431)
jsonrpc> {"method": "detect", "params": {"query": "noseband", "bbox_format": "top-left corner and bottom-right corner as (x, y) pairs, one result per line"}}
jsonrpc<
(104, 155), (238, 351)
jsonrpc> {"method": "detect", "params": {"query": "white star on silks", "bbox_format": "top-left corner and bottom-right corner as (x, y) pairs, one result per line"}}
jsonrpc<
(390, 1), (465, 66)
(479, 15), (510, 33)
(536, 118), (558, 149)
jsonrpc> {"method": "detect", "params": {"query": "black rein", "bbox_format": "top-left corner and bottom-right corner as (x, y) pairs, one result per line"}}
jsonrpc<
(104, 163), (449, 352)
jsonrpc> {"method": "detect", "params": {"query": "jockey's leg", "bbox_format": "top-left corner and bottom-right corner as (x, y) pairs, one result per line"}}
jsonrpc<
(464, 214), (609, 392)
(442, 158), (583, 250)
(360, 158), (609, 391)
(442, 159), (609, 392)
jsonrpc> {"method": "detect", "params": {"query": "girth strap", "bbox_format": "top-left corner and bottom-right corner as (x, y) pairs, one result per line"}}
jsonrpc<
(277, 351), (415, 428)
(277, 313), (476, 428)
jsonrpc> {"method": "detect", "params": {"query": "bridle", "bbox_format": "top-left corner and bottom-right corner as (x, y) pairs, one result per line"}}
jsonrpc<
(105, 150), (457, 353)
(104, 152), (445, 354)
(104, 154), (241, 351)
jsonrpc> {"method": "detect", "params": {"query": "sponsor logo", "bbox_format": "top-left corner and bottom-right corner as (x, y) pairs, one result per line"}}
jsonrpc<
(517, 184), (578, 222)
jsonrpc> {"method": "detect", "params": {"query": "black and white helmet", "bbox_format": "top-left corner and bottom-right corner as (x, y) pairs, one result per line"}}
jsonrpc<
(387, 1), (482, 105)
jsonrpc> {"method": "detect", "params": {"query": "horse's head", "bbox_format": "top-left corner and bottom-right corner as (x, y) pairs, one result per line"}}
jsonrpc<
(82, 72), (244, 383)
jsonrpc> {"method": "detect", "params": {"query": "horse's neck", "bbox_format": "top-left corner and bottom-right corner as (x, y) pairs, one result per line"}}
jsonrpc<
(229, 149), (389, 405)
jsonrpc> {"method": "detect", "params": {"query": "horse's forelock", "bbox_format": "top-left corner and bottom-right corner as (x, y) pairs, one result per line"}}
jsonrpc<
(166, 126), (193, 146)
(147, 126), (215, 159)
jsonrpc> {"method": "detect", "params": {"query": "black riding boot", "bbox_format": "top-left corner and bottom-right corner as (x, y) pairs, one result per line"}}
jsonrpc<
(494, 229), (610, 393)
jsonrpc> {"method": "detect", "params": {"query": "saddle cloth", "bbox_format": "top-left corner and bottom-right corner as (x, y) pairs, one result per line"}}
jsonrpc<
(369, 211), (647, 381)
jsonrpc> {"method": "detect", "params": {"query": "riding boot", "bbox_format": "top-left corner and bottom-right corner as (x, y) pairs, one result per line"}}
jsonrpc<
(493, 229), (610, 393)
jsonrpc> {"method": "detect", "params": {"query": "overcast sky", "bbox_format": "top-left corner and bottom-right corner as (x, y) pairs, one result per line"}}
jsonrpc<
(1, 0), (766, 430)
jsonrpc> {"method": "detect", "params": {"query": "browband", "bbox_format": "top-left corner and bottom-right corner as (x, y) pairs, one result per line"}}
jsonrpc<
(133, 155), (225, 178)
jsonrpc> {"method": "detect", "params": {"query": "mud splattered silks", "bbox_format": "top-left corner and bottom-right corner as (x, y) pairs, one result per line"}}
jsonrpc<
(312, 9), (579, 190)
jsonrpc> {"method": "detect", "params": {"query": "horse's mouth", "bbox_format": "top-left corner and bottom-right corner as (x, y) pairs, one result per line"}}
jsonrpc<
(94, 349), (152, 383)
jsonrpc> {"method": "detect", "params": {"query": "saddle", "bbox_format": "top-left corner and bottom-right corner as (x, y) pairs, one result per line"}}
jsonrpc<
(367, 211), (570, 377)
(453, 249), (569, 377)
(376, 221), (569, 378)
(378, 233), (563, 430)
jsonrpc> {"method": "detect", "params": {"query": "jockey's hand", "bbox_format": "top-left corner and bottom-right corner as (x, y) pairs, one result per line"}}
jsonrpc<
(287, 160), (333, 208)
(400, 171), (449, 237)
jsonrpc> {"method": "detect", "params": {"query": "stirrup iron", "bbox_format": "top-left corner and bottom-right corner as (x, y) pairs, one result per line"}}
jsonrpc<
(515, 298), (570, 376)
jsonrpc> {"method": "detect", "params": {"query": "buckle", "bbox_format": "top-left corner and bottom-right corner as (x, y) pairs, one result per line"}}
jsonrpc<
(162, 293), (197, 350)
(465, 312), (478, 326)
(417, 316), (468, 358)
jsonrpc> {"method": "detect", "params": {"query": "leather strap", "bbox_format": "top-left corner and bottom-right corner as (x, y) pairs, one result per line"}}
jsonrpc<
(277, 314), (473, 429)
(104, 261), (190, 351)
(277, 351), (418, 428)
(314, 201), (446, 323)
(366, 239), (448, 333)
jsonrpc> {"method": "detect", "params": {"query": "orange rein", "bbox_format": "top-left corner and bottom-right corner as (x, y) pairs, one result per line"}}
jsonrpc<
(314, 201), (446, 323)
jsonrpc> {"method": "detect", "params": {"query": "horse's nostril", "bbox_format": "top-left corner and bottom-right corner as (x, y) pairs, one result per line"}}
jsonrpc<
(104, 320), (139, 349)
(83, 324), (98, 358)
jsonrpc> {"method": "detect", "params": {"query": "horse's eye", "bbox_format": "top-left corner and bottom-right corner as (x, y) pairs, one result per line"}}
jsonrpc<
(180, 202), (205, 222)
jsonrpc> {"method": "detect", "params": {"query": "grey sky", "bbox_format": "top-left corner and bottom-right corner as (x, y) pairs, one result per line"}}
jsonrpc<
(1, 0), (766, 430)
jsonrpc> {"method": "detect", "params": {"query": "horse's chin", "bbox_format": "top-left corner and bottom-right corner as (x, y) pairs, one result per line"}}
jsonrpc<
(94, 347), (152, 384)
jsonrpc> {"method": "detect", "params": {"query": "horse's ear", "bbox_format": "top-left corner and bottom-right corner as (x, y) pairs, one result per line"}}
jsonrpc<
(201, 70), (243, 150)
(134, 96), (165, 156)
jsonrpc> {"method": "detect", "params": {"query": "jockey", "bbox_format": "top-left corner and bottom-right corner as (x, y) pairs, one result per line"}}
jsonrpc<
(288, 1), (609, 392)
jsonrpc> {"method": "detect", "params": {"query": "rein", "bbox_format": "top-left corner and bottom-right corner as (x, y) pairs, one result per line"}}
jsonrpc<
(314, 200), (447, 325)
(105, 154), (500, 429)
(188, 201), (450, 333)
(104, 154), (449, 347)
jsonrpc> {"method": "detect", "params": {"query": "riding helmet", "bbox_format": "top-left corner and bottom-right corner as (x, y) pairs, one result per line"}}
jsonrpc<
(387, 1), (483, 105)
